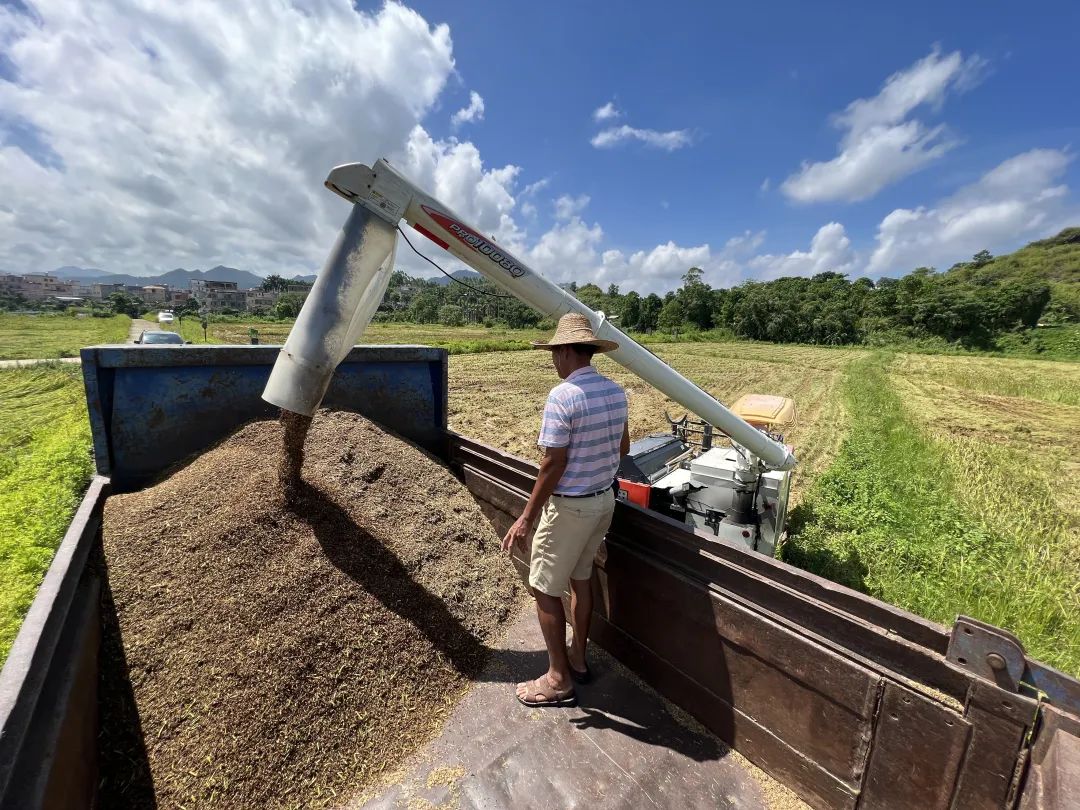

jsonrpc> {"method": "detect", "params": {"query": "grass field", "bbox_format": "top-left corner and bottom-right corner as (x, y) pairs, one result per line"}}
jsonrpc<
(781, 353), (1079, 674)
(0, 365), (94, 660)
(174, 319), (550, 354)
(0, 313), (131, 360)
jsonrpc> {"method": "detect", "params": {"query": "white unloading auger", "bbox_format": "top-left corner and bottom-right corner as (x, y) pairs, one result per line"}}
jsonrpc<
(262, 159), (797, 472)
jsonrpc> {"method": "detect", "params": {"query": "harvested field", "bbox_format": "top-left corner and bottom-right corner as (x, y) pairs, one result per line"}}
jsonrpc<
(100, 410), (524, 809)
(449, 343), (863, 503)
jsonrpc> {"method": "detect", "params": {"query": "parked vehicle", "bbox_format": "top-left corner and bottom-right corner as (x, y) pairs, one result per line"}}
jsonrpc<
(157, 310), (175, 324)
(135, 330), (186, 344)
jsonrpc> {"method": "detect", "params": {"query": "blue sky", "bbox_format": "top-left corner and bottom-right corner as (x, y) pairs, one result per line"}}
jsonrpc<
(1, 1), (1077, 292)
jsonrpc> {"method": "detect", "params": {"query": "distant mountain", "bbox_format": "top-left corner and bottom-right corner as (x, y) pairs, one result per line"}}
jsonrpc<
(291, 274), (318, 284)
(53, 265), (111, 279)
(432, 269), (483, 287)
(58, 264), (268, 290)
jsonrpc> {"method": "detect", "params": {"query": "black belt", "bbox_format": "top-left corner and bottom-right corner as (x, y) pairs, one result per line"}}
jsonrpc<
(556, 480), (619, 499)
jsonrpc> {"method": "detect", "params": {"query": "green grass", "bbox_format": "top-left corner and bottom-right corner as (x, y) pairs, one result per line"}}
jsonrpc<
(171, 319), (552, 354)
(0, 365), (94, 662)
(781, 353), (1080, 675)
(891, 353), (1080, 407)
(0, 313), (131, 360)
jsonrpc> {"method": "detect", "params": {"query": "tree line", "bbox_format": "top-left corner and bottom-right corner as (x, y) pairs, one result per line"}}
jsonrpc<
(372, 245), (1068, 349)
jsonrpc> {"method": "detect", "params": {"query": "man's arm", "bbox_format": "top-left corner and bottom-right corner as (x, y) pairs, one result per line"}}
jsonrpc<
(500, 446), (568, 553)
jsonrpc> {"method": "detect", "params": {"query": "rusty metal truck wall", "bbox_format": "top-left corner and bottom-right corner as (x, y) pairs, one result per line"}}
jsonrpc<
(449, 433), (1080, 810)
(80, 344), (449, 492)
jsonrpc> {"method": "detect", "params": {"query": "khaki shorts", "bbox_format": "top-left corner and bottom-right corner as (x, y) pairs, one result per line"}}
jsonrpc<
(529, 488), (615, 597)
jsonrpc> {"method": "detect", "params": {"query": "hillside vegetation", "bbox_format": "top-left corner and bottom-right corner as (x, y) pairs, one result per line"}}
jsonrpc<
(365, 227), (1079, 358)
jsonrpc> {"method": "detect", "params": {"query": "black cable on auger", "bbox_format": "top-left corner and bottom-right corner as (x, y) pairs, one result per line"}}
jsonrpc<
(396, 225), (514, 298)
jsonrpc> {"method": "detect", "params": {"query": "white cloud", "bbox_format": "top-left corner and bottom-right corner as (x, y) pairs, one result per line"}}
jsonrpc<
(554, 194), (590, 220)
(0, 0), (745, 296)
(601, 242), (735, 293)
(523, 215), (753, 295)
(760, 178), (771, 193)
(527, 217), (605, 285)
(450, 90), (485, 128)
(782, 47), (986, 203)
(521, 178), (550, 197)
(724, 230), (767, 255)
(0, 0), (455, 275)
(866, 148), (1075, 276)
(393, 125), (526, 276)
(593, 101), (621, 122)
(591, 125), (693, 151)
(748, 223), (856, 280)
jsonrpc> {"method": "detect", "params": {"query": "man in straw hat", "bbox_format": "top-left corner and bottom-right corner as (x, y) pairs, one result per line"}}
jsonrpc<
(502, 312), (629, 708)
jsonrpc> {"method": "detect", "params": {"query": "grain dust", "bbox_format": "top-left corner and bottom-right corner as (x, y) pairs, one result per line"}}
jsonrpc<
(279, 408), (312, 503)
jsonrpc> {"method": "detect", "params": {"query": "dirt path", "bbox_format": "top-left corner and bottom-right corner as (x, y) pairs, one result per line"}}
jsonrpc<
(127, 318), (155, 342)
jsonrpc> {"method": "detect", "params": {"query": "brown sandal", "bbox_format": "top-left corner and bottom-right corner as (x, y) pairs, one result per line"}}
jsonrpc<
(515, 677), (577, 708)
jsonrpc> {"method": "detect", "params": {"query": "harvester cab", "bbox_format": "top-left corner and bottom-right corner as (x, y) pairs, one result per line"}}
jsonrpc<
(262, 158), (798, 555)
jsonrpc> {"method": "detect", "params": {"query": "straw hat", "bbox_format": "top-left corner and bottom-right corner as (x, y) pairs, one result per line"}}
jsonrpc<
(531, 312), (619, 353)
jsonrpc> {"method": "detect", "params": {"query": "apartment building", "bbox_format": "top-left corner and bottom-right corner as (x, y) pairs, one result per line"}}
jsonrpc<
(189, 279), (247, 312)
(245, 288), (279, 310)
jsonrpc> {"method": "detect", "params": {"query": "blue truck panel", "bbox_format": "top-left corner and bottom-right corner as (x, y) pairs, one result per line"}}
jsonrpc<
(80, 344), (448, 492)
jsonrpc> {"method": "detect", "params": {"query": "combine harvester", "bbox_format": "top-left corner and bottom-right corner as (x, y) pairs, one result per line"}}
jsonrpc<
(0, 159), (1077, 809)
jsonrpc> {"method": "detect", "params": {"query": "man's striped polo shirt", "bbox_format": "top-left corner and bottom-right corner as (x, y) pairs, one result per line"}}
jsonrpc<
(537, 365), (628, 496)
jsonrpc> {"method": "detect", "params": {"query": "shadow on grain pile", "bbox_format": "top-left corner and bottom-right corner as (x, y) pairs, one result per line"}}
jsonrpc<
(98, 409), (526, 809)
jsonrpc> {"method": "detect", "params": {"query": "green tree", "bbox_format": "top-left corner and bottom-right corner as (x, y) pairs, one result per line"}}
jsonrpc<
(106, 292), (142, 318)
(270, 293), (306, 319)
(971, 250), (993, 268)
(408, 286), (442, 323)
(501, 299), (543, 328)
(620, 291), (641, 331)
(574, 283), (606, 312)
(437, 303), (465, 326)
(261, 274), (291, 292)
(657, 298), (685, 332)
(638, 293), (662, 331)
(677, 266), (712, 330)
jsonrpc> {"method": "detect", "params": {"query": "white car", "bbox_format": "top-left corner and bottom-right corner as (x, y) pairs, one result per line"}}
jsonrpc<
(157, 310), (175, 324)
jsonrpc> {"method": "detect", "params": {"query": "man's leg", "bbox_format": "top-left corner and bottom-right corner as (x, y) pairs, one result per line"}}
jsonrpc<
(568, 577), (592, 673)
(566, 489), (615, 673)
(519, 499), (585, 701)
(534, 590), (571, 686)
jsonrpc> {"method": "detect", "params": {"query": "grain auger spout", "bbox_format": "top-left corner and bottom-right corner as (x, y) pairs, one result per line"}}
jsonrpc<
(262, 157), (795, 475)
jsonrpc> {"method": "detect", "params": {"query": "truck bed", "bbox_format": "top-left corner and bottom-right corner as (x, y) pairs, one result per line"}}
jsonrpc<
(360, 605), (802, 809)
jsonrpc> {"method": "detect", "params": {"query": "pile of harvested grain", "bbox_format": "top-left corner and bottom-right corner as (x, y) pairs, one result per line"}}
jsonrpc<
(99, 410), (524, 809)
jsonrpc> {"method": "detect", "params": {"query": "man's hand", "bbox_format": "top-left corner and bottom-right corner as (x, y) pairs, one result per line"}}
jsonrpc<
(502, 446), (566, 555)
(501, 515), (534, 554)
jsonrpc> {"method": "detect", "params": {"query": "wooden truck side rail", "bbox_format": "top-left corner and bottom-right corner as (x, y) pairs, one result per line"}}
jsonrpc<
(449, 432), (1080, 810)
